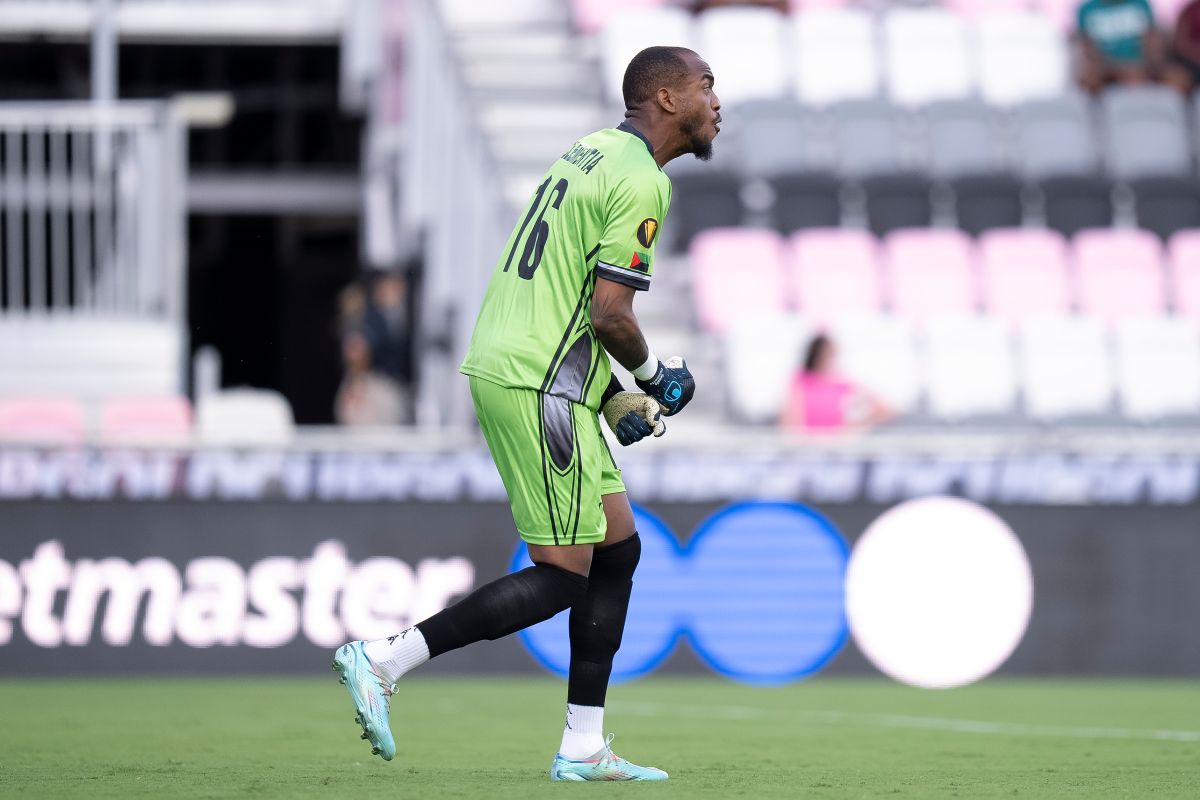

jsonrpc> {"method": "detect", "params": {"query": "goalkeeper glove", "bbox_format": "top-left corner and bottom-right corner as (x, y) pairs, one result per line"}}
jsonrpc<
(634, 356), (695, 417)
(601, 378), (666, 446)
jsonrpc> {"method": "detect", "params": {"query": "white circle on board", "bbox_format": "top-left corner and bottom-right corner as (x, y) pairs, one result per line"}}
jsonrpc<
(845, 496), (1034, 689)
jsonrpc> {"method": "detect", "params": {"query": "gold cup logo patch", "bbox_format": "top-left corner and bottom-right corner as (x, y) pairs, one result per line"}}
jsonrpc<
(636, 218), (659, 249)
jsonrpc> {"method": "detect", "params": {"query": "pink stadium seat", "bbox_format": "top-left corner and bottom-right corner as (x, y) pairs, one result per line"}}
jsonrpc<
(883, 229), (977, 322)
(0, 396), (86, 445)
(1169, 230), (1200, 320)
(1073, 229), (1167, 327)
(691, 228), (787, 333)
(100, 395), (193, 445)
(572, 0), (667, 35)
(979, 228), (1071, 326)
(942, 0), (1033, 18)
(787, 229), (882, 326)
(1034, 0), (1083, 31)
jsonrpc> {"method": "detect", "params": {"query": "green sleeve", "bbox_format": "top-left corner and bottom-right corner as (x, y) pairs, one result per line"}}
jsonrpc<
(594, 174), (668, 292)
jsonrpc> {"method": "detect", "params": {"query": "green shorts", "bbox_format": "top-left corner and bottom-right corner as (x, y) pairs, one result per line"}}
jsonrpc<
(470, 376), (626, 546)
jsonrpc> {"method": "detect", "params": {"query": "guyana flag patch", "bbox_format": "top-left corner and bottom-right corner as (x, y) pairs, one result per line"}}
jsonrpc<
(630, 251), (651, 272)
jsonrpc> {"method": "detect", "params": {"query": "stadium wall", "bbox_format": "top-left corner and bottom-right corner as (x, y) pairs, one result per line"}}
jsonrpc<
(0, 459), (1197, 678)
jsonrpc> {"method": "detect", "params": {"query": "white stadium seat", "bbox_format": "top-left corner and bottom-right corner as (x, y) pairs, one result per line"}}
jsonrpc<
(831, 315), (921, 415)
(197, 388), (295, 446)
(974, 12), (1069, 107)
(1019, 316), (1114, 419)
(923, 316), (1017, 419)
(601, 7), (694, 104)
(883, 8), (974, 107)
(723, 313), (810, 424)
(697, 7), (789, 106)
(1114, 317), (1200, 420)
(791, 10), (880, 106)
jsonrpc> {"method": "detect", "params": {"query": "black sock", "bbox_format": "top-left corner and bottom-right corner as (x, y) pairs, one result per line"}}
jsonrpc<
(567, 533), (641, 707)
(416, 563), (588, 659)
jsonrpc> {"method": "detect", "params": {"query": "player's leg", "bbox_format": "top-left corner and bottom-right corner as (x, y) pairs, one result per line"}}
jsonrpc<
(334, 379), (601, 761)
(550, 418), (666, 782)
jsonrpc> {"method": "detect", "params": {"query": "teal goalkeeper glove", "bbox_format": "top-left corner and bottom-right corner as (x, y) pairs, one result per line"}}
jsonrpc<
(602, 391), (666, 446)
(634, 356), (695, 417)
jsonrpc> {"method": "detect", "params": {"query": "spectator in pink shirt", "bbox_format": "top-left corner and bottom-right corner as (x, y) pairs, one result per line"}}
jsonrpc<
(781, 334), (893, 431)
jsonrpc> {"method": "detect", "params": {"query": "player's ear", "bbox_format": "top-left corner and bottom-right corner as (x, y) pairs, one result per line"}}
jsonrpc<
(655, 86), (676, 114)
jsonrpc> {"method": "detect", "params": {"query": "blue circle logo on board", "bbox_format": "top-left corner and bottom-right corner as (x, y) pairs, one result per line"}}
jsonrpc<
(510, 501), (849, 686)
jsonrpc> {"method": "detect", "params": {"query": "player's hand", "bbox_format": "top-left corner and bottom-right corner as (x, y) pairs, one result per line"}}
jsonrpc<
(634, 356), (695, 417)
(602, 391), (666, 446)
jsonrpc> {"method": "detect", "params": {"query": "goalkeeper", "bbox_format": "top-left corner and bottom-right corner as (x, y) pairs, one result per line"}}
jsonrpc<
(332, 45), (720, 781)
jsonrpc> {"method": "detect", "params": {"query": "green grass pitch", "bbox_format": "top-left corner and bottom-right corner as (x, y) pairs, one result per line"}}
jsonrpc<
(1, 676), (1198, 798)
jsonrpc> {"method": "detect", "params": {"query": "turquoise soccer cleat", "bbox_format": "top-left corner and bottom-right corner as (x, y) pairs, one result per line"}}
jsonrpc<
(332, 641), (397, 762)
(550, 735), (668, 782)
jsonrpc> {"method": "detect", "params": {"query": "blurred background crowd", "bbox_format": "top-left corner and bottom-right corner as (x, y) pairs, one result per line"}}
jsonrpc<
(0, 0), (1199, 446)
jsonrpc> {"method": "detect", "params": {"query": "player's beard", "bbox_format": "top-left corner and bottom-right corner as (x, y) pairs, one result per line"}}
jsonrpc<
(680, 108), (714, 161)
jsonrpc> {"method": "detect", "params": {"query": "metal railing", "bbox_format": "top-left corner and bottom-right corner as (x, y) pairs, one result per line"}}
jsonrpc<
(394, 0), (512, 427)
(0, 101), (186, 320)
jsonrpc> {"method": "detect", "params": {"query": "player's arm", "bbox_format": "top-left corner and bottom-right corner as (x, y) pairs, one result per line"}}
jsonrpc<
(591, 277), (694, 417)
(592, 175), (694, 416)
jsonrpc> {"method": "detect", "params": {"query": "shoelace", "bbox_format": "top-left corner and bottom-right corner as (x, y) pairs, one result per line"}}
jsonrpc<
(596, 733), (622, 767)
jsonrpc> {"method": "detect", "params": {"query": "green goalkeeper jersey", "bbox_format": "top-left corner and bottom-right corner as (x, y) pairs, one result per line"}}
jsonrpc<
(460, 122), (672, 412)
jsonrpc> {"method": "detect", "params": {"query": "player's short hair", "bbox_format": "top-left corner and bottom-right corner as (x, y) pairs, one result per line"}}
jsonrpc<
(622, 46), (696, 109)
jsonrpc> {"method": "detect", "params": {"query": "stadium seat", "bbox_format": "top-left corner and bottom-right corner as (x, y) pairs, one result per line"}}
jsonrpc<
(978, 228), (1072, 327)
(0, 396), (87, 445)
(787, 229), (882, 326)
(770, 172), (843, 234)
(830, 315), (922, 414)
(923, 316), (1018, 419)
(925, 100), (1007, 179)
(1035, 0), (1084, 31)
(863, 174), (934, 237)
(1168, 230), (1200, 319)
(1114, 316), (1200, 420)
(1131, 177), (1200, 242)
(196, 388), (295, 446)
(1018, 316), (1115, 419)
(944, 0), (1032, 16)
(1149, 0), (1194, 27)
(973, 11), (1070, 107)
(100, 395), (193, 445)
(832, 100), (907, 178)
(690, 228), (787, 334)
(791, 9), (880, 106)
(952, 175), (1025, 236)
(662, 167), (744, 251)
(571, 0), (665, 36)
(723, 313), (809, 424)
(883, 8), (974, 106)
(883, 229), (977, 323)
(696, 7), (789, 106)
(1039, 176), (1114, 238)
(600, 7), (694, 104)
(735, 99), (832, 178)
(1013, 95), (1101, 180)
(1102, 86), (1193, 180)
(1073, 229), (1167, 328)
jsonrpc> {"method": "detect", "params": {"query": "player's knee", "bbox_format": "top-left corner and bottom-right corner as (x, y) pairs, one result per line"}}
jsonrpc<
(591, 531), (641, 583)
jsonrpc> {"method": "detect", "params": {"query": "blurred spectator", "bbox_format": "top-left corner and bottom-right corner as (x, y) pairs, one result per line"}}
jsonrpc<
(1076, 0), (1191, 92)
(1172, 0), (1200, 90)
(335, 330), (408, 426)
(781, 334), (893, 431)
(689, 0), (787, 13)
(363, 271), (414, 390)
